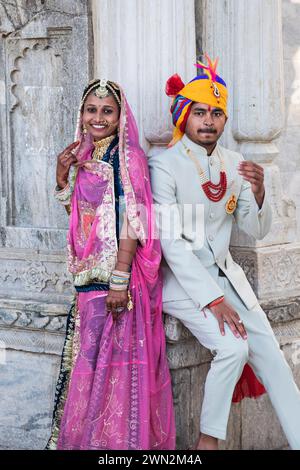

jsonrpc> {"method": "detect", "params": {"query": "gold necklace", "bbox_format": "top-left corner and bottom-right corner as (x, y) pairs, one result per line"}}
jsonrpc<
(92, 135), (116, 161)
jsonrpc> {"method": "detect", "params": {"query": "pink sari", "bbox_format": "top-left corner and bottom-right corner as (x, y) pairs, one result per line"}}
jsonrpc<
(48, 87), (175, 450)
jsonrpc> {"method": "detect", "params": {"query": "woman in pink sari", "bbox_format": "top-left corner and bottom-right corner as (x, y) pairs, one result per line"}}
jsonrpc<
(47, 79), (175, 450)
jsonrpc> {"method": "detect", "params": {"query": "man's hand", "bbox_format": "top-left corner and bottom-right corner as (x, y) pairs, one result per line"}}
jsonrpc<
(209, 299), (248, 339)
(238, 160), (265, 208)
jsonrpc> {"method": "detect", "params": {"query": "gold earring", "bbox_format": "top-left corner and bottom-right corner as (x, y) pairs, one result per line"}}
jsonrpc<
(82, 125), (87, 134)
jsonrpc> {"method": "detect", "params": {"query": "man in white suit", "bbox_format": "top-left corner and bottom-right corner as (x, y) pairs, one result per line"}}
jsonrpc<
(149, 56), (300, 450)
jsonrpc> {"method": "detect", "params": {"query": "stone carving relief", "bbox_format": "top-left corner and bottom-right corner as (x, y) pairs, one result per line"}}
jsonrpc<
(261, 250), (300, 294)
(6, 36), (73, 229)
(0, 260), (73, 294)
(231, 245), (300, 296)
(0, 0), (45, 36)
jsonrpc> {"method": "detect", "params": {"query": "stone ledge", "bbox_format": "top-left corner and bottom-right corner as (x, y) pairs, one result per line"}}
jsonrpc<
(167, 337), (212, 370)
(0, 298), (70, 332)
(262, 297), (300, 324)
(0, 327), (65, 355)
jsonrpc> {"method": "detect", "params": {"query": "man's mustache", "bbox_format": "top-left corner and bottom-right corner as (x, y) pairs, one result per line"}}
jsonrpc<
(198, 128), (217, 134)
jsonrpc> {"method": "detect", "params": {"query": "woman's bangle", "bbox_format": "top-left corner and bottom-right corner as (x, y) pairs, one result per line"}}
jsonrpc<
(109, 270), (130, 291)
(54, 183), (71, 205)
(112, 270), (130, 279)
(208, 296), (224, 308)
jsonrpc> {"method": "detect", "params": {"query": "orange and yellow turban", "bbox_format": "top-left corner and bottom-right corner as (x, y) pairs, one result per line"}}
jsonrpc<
(166, 55), (228, 146)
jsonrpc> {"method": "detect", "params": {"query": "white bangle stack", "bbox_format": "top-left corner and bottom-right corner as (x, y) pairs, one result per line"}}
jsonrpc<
(109, 270), (130, 291)
(54, 183), (72, 206)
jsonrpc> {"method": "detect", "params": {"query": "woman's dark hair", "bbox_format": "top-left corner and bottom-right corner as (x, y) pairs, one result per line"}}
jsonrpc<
(81, 80), (121, 110)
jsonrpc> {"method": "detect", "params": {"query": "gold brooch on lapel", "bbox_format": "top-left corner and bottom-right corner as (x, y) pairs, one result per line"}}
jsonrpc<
(225, 194), (237, 214)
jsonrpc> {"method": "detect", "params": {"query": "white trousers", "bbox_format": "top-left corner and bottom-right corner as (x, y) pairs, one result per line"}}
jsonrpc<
(163, 272), (300, 449)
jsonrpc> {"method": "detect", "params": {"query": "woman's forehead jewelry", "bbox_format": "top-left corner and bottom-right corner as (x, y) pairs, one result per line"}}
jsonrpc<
(94, 79), (109, 99)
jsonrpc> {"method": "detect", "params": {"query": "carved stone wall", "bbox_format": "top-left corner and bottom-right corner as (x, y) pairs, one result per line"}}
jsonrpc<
(0, 0), (92, 449)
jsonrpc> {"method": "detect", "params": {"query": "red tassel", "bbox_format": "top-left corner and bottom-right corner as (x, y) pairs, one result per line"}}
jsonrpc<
(165, 74), (185, 97)
(232, 364), (266, 403)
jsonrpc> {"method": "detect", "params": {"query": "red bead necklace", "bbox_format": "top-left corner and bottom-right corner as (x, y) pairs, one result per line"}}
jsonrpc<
(183, 143), (227, 202)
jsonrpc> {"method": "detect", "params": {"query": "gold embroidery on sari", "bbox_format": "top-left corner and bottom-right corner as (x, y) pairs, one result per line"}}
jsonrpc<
(78, 201), (96, 245)
(67, 162), (118, 286)
(118, 102), (146, 244)
(47, 298), (78, 449)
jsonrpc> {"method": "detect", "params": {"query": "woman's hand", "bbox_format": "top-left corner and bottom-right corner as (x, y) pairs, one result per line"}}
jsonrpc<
(56, 141), (80, 189)
(106, 289), (128, 320)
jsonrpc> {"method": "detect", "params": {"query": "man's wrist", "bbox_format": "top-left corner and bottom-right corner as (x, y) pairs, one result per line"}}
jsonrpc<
(254, 188), (265, 209)
(208, 296), (225, 308)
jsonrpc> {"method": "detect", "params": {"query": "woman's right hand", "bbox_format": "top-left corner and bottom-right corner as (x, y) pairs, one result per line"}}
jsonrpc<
(106, 289), (128, 321)
(56, 141), (80, 189)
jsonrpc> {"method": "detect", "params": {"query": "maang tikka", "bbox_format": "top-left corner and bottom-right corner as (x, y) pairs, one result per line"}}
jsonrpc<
(94, 79), (109, 99)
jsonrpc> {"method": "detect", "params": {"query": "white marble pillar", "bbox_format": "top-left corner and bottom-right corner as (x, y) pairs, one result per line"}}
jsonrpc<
(199, 0), (300, 322)
(201, 0), (297, 249)
(92, 0), (202, 449)
(200, 1), (300, 449)
(91, 0), (196, 154)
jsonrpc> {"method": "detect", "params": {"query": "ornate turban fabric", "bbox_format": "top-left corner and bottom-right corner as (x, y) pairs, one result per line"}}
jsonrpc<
(166, 55), (228, 146)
